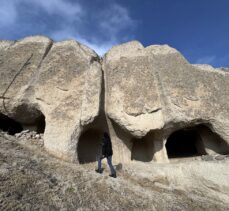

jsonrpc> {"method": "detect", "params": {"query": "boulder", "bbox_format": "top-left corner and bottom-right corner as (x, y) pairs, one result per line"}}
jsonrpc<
(0, 36), (102, 162)
(103, 41), (229, 163)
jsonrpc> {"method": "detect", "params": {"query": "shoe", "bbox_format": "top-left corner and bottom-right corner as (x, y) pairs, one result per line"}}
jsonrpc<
(95, 169), (102, 174)
(109, 173), (117, 178)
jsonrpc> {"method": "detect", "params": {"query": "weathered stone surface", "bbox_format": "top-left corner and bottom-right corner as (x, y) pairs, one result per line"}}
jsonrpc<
(0, 36), (102, 162)
(0, 36), (52, 119)
(0, 40), (15, 50)
(32, 40), (102, 161)
(0, 36), (228, 164)
(103, 41), (164, 137)
(103, 41), (229, 163)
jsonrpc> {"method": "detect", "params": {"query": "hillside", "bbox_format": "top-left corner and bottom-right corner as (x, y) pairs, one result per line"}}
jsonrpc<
(0, 132), (229, 211)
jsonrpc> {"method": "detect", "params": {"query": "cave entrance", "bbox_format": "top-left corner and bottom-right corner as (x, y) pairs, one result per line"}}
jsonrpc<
(36, 114), (45, 134)
(0, 104), (46, 135)
(77, 106), (109, 164)
(165, 127), (205, 158)
(0, 113), (23, 135)
(131, 132), (154, 162)
(13, 104), (46, 134)
(23, 114), (46, 134)
(77, 129), (103, 164)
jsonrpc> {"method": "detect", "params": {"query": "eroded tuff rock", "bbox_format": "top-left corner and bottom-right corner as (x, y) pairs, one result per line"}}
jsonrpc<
(0, 36), (52, 135)
(0, 36), (229, 164)
(0, 36), (51, 110)
(0, 36), (102, 162)
(103, 41), (229, 163)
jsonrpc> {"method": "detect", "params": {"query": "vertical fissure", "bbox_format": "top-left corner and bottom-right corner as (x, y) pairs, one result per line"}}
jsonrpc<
(1, 54), (34, 113)
(77, 58), (109, 164)
(28, 40), (53, 86)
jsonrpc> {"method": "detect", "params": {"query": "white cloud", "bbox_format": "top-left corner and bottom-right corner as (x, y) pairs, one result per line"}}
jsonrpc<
(0, 1), (17, 26)
(195, 54), (229, 67)
(25, 0), (83, 20)
(0, 0), (83, 25)
(49, 2), (136, 55)
(99, 4), (135, 36)
(196, 56), (216, 64)
(0, 0), (136, 56)
(77, 37), (114, 56)
(50, 27), (114, 55)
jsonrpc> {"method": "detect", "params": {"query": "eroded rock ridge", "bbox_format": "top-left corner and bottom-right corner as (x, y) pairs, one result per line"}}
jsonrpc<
(0, 36), (229, 163)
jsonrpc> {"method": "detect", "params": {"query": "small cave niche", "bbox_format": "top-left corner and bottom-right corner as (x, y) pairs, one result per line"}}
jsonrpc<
(166, 124), (229, 159)
(23, 114), (46, 134)
(13, 104), (46, 134)
(131, 132), (154, 162)
(165, 126), (206, 159)
(0, 113), (23, 135)
(197, 125), (229, 155)
(77, 128), (104, 164)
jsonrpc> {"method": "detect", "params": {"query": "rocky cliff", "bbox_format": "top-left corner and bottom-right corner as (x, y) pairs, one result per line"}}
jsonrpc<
(0, 36), (229, 164)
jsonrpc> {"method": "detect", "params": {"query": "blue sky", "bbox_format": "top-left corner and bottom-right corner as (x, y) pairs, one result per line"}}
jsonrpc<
(0, 0), (228, 67)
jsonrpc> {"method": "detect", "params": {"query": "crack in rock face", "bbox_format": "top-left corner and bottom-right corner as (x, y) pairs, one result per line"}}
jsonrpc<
(0, 36), (229, 164)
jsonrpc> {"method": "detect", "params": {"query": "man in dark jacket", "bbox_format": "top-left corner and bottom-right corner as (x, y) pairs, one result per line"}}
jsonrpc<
(96, 132), (116, 178)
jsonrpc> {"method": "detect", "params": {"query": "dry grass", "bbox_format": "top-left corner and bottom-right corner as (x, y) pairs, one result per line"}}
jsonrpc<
(0, 133), (228, 211)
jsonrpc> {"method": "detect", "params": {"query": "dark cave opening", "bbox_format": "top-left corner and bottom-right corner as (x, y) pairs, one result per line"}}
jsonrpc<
(0, 105), (46, 135)
(24, 114), (46, 134)
(0, 113), (23, 135)
(13, 104), (46, 134)
(166, 128), (204, 158)
(131, 132), (154, 162)
(77, 129), (103, 164)
(36, 114), (46, 133)
(131, 138), (151, 162)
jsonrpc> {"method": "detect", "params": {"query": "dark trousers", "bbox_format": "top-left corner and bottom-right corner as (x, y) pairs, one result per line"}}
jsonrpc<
(98, 156), (116, 175)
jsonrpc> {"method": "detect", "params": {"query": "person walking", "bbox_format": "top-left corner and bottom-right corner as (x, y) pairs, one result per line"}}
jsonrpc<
(96, 132), (116, 178)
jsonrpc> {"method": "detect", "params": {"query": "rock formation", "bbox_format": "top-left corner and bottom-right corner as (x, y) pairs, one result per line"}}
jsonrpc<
(0, 36), (229, 163)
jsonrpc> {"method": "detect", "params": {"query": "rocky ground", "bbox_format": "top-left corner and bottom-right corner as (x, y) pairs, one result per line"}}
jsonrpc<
(0, 132), (229, 211)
